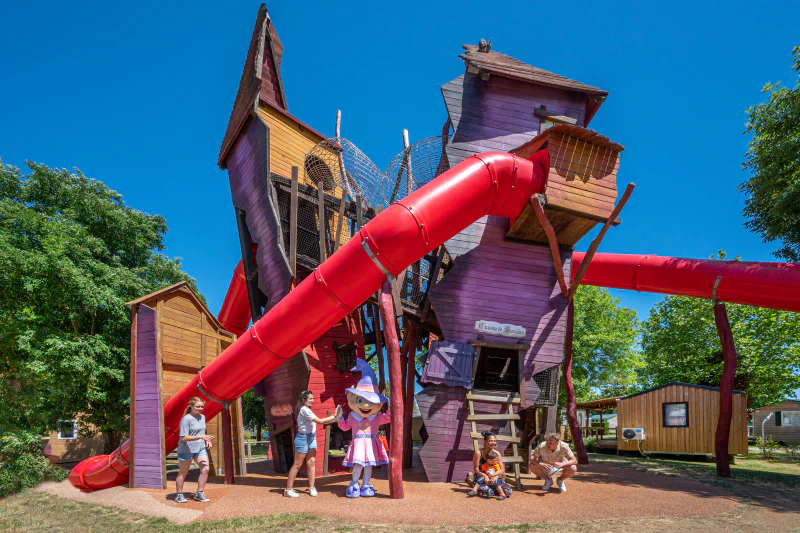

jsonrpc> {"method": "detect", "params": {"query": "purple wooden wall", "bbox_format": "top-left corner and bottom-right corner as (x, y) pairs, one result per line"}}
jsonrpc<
(441, 73), (587, 166)
(416, 216), (570, 482)
(131, 304), (164, 489)
(225, 116), (292, 312)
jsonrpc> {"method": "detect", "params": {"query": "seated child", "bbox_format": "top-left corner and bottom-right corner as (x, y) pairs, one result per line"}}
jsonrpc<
(471, 450), (513, 500)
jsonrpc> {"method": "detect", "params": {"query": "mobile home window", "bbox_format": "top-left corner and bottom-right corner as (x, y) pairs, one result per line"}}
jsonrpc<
(782, 411), (800, 426)
(663, 402), (688, 428)
(57, 420), (78, 440)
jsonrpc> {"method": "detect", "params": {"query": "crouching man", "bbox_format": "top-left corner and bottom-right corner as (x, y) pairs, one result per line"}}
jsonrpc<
(529, 432), (577, 493)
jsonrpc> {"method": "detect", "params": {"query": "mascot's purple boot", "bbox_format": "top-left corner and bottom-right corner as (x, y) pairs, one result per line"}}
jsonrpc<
(346, 482), (361, 498)
(360, 484), (375, 497)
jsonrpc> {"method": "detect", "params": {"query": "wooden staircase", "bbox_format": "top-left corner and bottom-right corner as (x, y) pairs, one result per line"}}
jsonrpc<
(465, 390), (523, 489)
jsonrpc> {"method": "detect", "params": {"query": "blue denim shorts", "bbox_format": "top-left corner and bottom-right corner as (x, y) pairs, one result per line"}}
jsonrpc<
(177, 448), (207, 462)
(294, 432), (317, 453)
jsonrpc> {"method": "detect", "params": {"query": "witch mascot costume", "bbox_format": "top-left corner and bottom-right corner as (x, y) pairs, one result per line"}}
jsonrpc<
(338, 359), (391, 498)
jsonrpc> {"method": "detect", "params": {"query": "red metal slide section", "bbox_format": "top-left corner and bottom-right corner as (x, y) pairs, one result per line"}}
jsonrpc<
(68, 151), (548, 491)
(217, 260), (251, 336)
(572, 252), (800, 313)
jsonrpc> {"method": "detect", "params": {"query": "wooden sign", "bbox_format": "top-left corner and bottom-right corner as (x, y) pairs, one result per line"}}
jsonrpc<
(270, 404), (293, 417)
(474, 320), (526, 338)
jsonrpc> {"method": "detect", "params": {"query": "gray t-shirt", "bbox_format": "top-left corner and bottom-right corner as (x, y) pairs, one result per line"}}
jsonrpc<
(296, 406), (316, 434)
(177, 414), (206, 454)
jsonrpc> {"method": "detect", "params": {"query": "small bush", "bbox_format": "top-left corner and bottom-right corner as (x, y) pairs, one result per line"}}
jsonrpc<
(583, 437), (598, 453)
(755, 436), (781, 460)
(0, 431), (68, 497)
(786, 444), (800, 461)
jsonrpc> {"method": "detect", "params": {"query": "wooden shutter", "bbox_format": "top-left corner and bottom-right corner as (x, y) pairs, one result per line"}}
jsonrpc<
(420, 341), (476, 388)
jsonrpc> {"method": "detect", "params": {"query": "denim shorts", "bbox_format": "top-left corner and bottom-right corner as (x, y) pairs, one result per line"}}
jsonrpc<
(177, 448), (208, 462)
(294, 432), (317, 453)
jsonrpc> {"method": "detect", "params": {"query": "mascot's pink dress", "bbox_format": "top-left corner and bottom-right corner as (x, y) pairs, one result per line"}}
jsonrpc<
(338, 411), (391, 467)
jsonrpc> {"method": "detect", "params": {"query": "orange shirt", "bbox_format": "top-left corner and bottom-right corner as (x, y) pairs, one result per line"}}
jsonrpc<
(480, 462), (502, 476)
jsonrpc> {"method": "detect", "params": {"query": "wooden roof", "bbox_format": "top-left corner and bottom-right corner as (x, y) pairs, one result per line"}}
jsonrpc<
(619, 382), (746, 401)
(576, 397), (621, 410)
(460, 45), (608, 97)
(126, 281), (227, 333)
(511, 124), (625, 160)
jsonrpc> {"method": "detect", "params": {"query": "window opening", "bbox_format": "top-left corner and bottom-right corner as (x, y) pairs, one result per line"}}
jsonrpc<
(472, 347), (520, 393)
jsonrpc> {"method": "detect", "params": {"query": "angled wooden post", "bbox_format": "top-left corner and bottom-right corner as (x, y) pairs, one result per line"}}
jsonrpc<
(370, 303), (386, 394)
(221, 403), (235, 484)
(317, 181), (327, 263)
(563, 299), (589, 464)
(332, 195), (346, 254)
(379, 280), (404, 499)
(530, 195), (569, 298)
(289, 167), (299, 278)
(403, 321), (419, 469)
(336, 110), (355, 199)
(713, 301), (738, 477)
(569, 183), (636, 299)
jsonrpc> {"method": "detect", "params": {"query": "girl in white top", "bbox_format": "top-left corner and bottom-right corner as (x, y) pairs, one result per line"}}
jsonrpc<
(285, 390), (341, 498)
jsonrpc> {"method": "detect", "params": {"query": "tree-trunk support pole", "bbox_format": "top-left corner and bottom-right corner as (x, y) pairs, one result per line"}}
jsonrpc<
(713, 301), (738, 477)
(563, 299), (589, 465)
(379, 280), (404, 499)
(530, 195), (569, 298)
(221, 403), (235, 484)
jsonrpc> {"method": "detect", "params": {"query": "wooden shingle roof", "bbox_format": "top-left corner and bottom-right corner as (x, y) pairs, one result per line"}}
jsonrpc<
(126, 281), (227, 332)
(460, 45), (608, 97)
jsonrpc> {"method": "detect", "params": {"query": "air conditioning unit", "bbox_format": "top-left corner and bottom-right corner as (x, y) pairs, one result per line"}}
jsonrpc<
(622, 428), (645, 441)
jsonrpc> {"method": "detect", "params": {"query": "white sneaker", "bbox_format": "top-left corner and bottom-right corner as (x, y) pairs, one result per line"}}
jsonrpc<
(284, 488), (299, 498)
(557, 479), (566, 493)
(309, 487), (318, 497)
(542, 477), (553, 491)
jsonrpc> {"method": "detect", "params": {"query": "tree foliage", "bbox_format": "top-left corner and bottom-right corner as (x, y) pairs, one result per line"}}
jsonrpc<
(568, 286), (642, 402)
(0, 160), (198, 451)
(740, 46), (800, 261)
(241, 389), (267, 439)
(640, 254), (800, 407)
(0, 430), (68, 497)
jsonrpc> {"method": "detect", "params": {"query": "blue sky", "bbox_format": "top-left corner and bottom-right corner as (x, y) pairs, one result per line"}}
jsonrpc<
(1, 0), (798, 323)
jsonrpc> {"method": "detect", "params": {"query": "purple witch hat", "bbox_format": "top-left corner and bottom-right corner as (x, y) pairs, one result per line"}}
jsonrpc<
(345, 359), (389, 404)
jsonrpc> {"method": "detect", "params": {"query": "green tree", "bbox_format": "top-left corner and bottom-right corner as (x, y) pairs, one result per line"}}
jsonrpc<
(0, 160), (198, 452)
(640, 254), (800, 407)
(740, 46), (800, 261)
(567, 286), (642, 402)
(241, 389), (267, 440)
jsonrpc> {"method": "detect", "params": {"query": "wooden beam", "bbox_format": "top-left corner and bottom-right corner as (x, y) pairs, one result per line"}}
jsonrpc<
(317, 181), (327, 263)
(222, 404), (235, 484)
(568, 183), (636, 299)
(530, 195), (569, 298)
(713, 302), (738, 477)
(403, 129), (413, 196)
(371, 303), (386, 394)
(128, 306), (137, 488)
(420, 246), (446, 323)
(403, 321), (418, 468)
(378, 280), (404, 499)
(289, 167), (299, 278)
(564, 299), (589, 465)
(356, 194), (364, 229)
(332, 195), (346, 254)
(323, 410), (331, 477)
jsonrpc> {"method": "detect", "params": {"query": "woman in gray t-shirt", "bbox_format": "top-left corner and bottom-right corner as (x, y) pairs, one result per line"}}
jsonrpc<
(285, 390), (340, 498)
(175, 397), (215, 504)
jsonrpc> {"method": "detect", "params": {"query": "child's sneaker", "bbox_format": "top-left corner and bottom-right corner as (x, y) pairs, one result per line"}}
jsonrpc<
(284, 488), (299, 498)
(193, 491), (210, 502)
(174, 493), (188, 503)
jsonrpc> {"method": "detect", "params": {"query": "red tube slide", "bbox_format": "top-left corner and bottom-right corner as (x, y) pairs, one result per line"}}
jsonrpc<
(572, 252), (800, 313)
(68, 151), (548, 491)
(218, 260), (251, 336)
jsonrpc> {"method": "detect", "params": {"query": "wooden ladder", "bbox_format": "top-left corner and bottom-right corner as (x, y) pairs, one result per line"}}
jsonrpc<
(465, 390), (523, 490)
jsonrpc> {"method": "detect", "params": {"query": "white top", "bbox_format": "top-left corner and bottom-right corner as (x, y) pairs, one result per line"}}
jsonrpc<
(297, 406), (316, 434)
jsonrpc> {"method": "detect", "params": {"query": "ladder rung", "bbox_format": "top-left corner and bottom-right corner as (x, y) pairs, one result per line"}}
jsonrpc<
(500, 456), (524, 464)
(466, 392), (520, 405)
(506, 472), (539, 480)
(470, 432), (520, 443)
(466, 414), (520, 422)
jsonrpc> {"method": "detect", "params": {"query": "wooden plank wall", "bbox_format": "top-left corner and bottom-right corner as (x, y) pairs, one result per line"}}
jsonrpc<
(257, 105), (323, 184)
(44, 426), (106, 465)
(417, 384), (513, 482)
(752, 400), (800, 445)
(258, 311), (364, 477)
(616, 384), (748, 454)
(131, 304), (165, 488)
(432, 216), (571, 397)
(442, 73), (586, 166)
(225, 115), (292, 312)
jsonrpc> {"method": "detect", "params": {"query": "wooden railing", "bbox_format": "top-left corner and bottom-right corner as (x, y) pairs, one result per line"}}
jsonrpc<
(580, 427), (617, 440)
